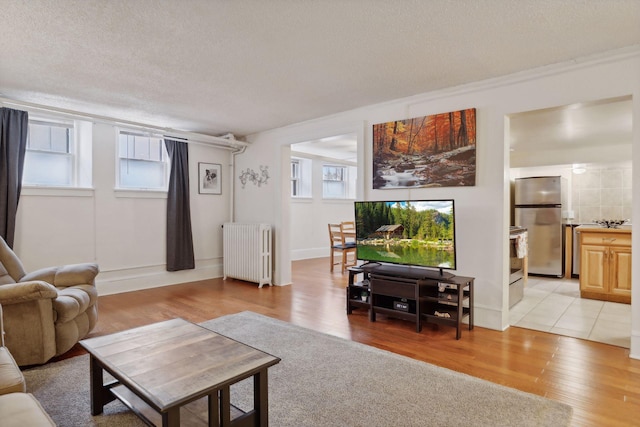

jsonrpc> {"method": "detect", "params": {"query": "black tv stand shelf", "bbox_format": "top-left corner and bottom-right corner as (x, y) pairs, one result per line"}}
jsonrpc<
(346, 266), (372, 314)
(348, 264), (474, 339)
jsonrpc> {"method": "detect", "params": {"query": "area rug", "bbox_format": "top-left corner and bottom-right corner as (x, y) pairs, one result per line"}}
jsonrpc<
(24, 311), (572, 426)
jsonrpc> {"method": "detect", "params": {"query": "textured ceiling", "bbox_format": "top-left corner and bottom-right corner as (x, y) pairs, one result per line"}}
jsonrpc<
(1, 0), (639, 138)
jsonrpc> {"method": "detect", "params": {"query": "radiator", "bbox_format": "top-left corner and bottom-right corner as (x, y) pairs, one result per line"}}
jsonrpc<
(223, 223), (273, 288)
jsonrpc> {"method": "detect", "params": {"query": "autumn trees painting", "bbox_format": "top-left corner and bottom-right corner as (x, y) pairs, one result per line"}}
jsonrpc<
(372, 108), (476, 189)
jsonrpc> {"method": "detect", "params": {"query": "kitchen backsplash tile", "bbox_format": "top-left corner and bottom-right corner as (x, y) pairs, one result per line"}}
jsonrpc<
(601, 169), (623, 188)
(580, 206), (601, 222)
(601, 188), (622, 206)
(573, 166), (632, 223)
(623, 168), (633, 188)
(576, 170), (601, 189)
(579, 188), (600, 206)
(601, 206), (624, 220)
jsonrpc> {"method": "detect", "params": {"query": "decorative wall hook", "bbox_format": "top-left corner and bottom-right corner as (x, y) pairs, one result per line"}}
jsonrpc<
(239, 165), (270, 188)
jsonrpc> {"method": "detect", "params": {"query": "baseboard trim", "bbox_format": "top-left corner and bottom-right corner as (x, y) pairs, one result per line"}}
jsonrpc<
(630, 330), (640, 360)
(472, 305), (505, 331)
(291, 247), (327, 261)
(96, 261), (223, 295)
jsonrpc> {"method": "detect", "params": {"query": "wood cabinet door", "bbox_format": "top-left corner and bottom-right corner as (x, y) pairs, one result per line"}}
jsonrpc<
(609, 246), (632, 297)
(580, 244), (607, 294)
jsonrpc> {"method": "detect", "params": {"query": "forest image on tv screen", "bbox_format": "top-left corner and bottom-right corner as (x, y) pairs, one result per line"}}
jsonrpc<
(354, 200), (455, 269)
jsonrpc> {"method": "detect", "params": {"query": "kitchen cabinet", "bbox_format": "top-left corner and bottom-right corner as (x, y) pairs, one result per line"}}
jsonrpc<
(578, 226), (631, 304)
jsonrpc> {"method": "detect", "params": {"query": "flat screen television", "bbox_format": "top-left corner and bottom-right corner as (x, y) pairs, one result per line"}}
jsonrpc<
(354, 199), (456, 277)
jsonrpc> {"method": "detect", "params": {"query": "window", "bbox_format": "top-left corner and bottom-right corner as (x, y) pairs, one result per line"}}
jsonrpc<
(291, 159), (301, 196)
(22, 117), (92, 189)
(118, 132), (169, 190)
(290, 157), (312, 198)
(23, 120), (75, 186)
(322, 165), (348, 199)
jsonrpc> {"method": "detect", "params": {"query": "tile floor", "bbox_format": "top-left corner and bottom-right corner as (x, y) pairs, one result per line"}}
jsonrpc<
(509, 276), (631, 348)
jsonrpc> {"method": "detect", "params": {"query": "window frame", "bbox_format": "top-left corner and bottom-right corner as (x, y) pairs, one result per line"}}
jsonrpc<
(116, 130), (170, 192)
(290, 157), (312, 198)
(291, 159), (301, 197)
(322, 164), (348, 199)
(22, 117), (85, 188)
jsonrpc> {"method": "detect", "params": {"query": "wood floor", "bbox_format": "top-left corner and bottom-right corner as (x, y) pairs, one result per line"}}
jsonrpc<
(74, 258), (638, 426)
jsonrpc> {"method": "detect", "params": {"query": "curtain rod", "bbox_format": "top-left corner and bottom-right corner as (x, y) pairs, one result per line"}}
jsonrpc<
(0, 97), (248, 151)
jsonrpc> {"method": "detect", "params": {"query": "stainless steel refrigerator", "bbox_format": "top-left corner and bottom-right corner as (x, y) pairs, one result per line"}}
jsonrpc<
(514, 176), (566, 277)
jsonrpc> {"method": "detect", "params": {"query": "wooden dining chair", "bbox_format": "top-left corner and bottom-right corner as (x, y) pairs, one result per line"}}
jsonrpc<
(340, 220), (355, 234)
(340, 221), (356, 245)
(328, 223), (357, 273)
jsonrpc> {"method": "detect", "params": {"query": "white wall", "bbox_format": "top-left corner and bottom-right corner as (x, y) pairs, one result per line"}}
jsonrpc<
(235, 48), (640, 358)
(14, 122), (232, 295)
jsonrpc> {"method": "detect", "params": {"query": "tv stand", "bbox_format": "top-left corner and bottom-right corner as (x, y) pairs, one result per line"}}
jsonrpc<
(350, 264), (473, 339)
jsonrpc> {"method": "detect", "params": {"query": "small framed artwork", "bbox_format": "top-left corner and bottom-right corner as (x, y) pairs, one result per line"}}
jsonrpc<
(198, 162), (222, 194)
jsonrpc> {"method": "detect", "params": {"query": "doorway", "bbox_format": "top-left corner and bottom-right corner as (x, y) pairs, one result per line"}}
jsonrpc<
(289, 133), (358, 263)
(507, 96), (633, 348)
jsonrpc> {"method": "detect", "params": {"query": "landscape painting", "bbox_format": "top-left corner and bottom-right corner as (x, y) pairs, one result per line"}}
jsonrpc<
(372, 108), (476, 189)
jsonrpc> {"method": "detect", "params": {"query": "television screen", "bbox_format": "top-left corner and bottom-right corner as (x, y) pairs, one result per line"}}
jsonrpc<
(354, 200), (456, 271)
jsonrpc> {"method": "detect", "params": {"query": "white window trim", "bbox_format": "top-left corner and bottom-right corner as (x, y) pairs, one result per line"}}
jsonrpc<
(291, 157), (312, 198)
(115, 128), (170, 192)
(21, 186), (94, 197)
(23, 117), (93, 189)
(291, 158), (301, 197)
(322, 164), (349, 200)
(114, 188), (168, 199)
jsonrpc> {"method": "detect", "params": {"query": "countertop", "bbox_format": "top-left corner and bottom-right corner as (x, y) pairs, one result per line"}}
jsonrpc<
(575, 224), (632, 234)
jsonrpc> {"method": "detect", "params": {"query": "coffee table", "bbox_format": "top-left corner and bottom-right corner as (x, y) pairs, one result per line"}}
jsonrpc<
(79, 318), (280, 426)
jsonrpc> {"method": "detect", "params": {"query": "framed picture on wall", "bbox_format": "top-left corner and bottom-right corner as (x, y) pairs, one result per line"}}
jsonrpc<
(372, 108), (476, 189)
(198, 162), (222, 194)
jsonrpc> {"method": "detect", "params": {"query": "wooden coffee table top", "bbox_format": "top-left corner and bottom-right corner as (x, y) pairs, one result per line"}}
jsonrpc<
(80, 318), (280, 411)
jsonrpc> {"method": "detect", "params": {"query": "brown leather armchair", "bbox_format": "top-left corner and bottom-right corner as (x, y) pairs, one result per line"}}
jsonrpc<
(0, 237), (99, 366)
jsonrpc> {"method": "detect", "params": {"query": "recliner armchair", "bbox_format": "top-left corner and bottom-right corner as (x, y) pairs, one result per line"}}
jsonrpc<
(0, 237), (99, 366)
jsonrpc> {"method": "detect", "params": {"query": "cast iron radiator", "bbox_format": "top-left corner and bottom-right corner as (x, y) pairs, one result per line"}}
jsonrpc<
(223, 223), (273, 288)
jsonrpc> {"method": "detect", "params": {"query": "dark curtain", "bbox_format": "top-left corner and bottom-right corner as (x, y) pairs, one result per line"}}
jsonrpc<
(0, 108), (29, 248)
(164, 138), (195, 271)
